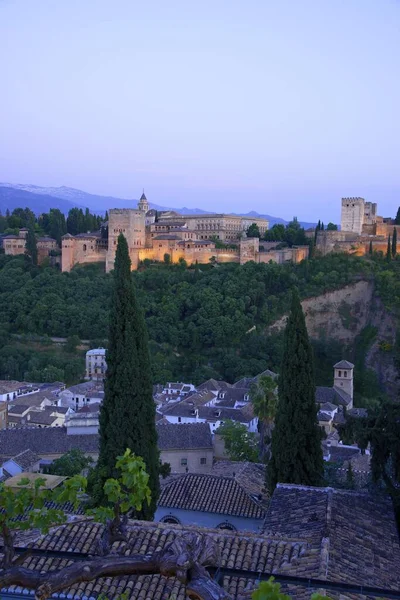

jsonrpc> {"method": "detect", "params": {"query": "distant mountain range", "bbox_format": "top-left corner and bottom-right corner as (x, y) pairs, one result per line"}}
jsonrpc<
(0, 183), (316, 228)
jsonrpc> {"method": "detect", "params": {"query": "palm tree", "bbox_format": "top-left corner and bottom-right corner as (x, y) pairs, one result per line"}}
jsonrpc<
(250, 374), (278, 461)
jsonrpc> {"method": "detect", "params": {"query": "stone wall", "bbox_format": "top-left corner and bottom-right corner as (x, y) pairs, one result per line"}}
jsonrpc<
(106, 209), (146, 272)
(160, 448), (214, 474)
(62, 235), (107, 272)
(341, 197), (366, 234)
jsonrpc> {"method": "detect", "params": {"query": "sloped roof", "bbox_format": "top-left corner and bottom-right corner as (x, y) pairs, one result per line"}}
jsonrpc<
(156, 423), (212, 451)
(210, 460), (269, 506)
(158, 473), (265, 519)
(0, 380), (24, 395)
(197, 378), (232, 392)
(333, 386), (352, 406)
(4, 519), (308, 599)
(153, 234), (181, 240)
(3, 483), (399, 599)
(334, 360), (355, 369)
(7, 449), (40, 470)
(262, 484), (400, 588)
(0, 426), (98, 457)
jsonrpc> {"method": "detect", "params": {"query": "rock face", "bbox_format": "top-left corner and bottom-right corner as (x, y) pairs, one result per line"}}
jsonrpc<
(269, 280), (398, 397)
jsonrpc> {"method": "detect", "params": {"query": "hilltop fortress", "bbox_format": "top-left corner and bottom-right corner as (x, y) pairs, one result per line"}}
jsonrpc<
(316, 197), (399, 255)
(61, 193), (309, 272)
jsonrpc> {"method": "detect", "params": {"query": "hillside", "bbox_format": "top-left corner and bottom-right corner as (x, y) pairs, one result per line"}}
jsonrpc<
(0, 186), (82, 215)
(0, 182), (315, 227)
(269, 279), (398, 398)
(0, 252), (397, 405)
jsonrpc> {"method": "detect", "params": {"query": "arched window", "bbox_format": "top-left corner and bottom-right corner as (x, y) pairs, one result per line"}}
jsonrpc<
(160, 515), (180, 525)
(83, 244), (87, 251)
(216, 521), (236, 532)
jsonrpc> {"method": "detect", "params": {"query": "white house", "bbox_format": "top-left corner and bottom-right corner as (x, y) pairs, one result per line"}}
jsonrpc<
(85, 348), (107, 381)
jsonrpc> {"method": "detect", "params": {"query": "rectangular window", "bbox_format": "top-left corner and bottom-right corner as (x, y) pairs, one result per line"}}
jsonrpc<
(338, 371), (342, 377)
(180, 458), (187, 466)
(200, 457), (207, 465)
(344, 371), (347, 378)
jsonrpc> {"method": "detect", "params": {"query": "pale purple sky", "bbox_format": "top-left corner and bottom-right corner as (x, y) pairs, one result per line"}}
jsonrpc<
(1, 0), (399, 221)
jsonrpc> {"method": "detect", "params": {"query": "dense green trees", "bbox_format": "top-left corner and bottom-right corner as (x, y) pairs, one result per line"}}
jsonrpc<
(247, 223), (261, 238)
(326, 222), (338, 231)
(0, 206), (103, 243)
(264, 218), (308, 246)
(66, 207), (103, 235)
(47, 448), (93, 477)
(93, 234), (159, 518)
(0, 251), (389, 385)
(267, 290), (324, 491)
(216, 420), (259, 462)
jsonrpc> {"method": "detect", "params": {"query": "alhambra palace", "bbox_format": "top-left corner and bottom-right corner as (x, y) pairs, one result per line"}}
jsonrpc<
(61, 193), (308, 272)
(316, 197), (400, 255)
(3, 194), (398, 270)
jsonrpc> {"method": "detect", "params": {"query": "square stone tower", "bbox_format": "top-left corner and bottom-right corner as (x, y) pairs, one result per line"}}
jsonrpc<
(106, 209), (146, 272)
(333, 360), (354, 407)
(341, 198), (365, 234)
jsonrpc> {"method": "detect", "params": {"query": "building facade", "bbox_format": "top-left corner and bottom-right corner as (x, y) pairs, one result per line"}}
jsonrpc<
(3, 230), (57, 264)
(60, 193), (311, 272)
(318, 198), (397, 256)
(85, 348), (107, 381)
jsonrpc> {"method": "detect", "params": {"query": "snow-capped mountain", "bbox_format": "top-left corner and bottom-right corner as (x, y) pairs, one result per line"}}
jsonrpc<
(0, 182), (316, 227)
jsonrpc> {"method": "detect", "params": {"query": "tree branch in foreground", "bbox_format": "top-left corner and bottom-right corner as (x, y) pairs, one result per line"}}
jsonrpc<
(0, 532), (237, 600)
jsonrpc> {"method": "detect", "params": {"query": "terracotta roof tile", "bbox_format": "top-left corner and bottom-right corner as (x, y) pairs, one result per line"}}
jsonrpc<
(158, 473), (265, 519)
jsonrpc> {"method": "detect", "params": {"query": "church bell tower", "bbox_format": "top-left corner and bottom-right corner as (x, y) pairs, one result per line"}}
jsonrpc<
(138, 190), (149, 213)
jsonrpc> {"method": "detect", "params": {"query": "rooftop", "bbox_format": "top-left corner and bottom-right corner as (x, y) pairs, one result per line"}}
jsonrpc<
(158, 473), (265, 519)
(3, 483), (399, 598)
(156, 422), (212, 451)
(7, 449), (40, 470)
(262, 484), (400, 589)
(4, 472), (67, 491)
(0, 380), (24, 395)
(86, 348), (106, 356)
(0, 426), (99, 457)
(334, 360), (355, 369)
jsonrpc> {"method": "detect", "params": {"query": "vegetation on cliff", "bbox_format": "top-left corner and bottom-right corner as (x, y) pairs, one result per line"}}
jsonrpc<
(0, 251), (398, 393)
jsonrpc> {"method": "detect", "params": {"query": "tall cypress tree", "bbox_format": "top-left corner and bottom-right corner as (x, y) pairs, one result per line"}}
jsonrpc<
(387, 235), (391, 261)
(369, 240), (373, 255)
(93, 234), (159, 518)
(392, 228), (397, 257)
(395, 207), (400, 225)
(25, 227), (38, 266)
(267, 289), (324, 491)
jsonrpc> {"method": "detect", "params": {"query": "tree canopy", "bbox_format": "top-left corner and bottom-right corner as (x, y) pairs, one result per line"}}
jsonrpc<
(93, 234), (159, 518)
(268, 290), (324, 491)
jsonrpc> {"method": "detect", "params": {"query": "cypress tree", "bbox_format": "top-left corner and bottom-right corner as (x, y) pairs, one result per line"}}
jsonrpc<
(267, 289), (324, 491)
(395, 207), (400, 225)
(387, 235), (391, 261)
(93, 234), (159, 518)
(25, 227), (38, 266)
(369, 240), (373, 255)
(392, 228), (397, 257)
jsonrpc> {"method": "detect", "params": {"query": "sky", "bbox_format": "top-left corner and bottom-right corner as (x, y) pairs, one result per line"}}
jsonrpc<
(0, 0), (399, 222)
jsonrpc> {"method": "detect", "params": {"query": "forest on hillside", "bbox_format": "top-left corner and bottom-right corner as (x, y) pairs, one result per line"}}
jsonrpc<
(0, 252), (398, 402)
